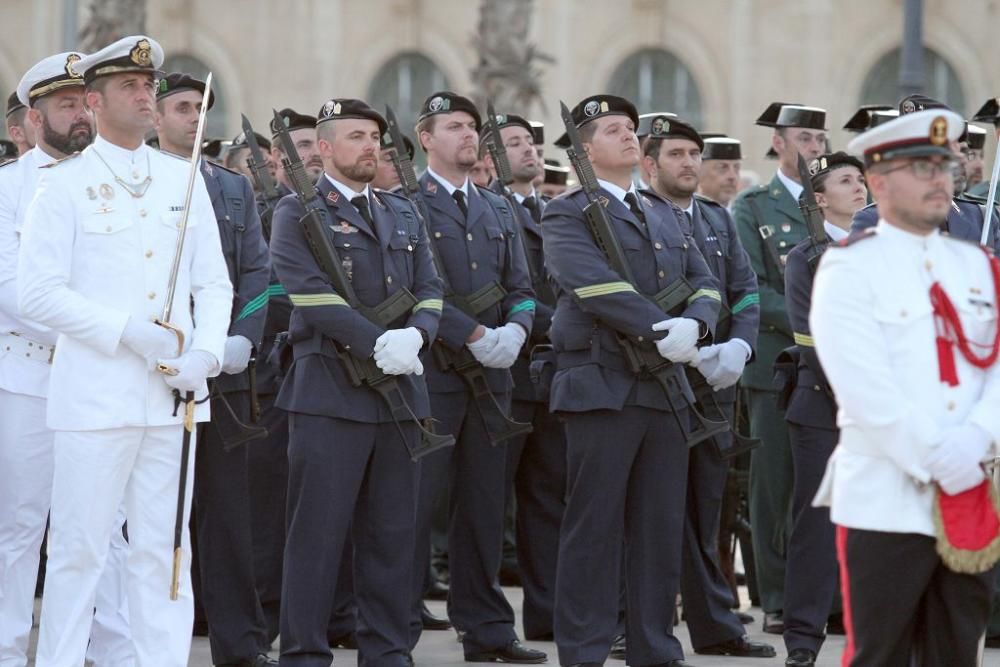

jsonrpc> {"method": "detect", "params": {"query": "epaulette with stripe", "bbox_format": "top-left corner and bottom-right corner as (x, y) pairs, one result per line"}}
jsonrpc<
(834, 228), (876, 247)
(40, 152), (81, 168)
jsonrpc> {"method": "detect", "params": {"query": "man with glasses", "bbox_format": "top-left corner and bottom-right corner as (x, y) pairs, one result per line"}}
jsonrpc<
(811, 107), (1000, 666)
(731, 102), (828, 635)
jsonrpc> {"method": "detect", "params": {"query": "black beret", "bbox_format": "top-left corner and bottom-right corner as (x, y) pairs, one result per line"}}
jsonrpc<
(807, 151), (864, 190)
(417, 91), (482, 133)
(6, 91), (25, 117)
(481, 112), (534, 143)
(270, 108), (317, 137)
(380, 129), (415, 160)
(898, 94), (950, 115)
(702, 137), (742, 160)
(843, 104), (894, 133)
(553, 94), (640, 149)
(156, 72), (215, 110)
(645, 115), (703, 150)
(636, 112), (678, 139)
(972, 98), (1000, 125)
(230, 130), (271, 152)
(529, 120), (544, 146)
(544, 158), (569, 185)
(317, 98), (387, 134)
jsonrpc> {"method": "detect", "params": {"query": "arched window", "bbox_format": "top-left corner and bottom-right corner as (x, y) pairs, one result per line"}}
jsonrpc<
(607, 48), (703, 128)
(160, 53), (228, 139)
(367, 52), (449, 168)
(860, 47), (965, 113)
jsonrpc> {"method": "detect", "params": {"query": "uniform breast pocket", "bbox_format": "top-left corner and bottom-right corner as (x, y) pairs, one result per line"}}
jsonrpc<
(81, 214), (133, 236)
(388, 233), (415, 282)
(80, 214), (135, 259)
(331, 233), (371, 289)
(483, 224), (507, 274)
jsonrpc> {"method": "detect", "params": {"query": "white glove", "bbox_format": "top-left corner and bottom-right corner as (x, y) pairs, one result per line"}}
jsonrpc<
(221, 335), (253, 375)
(924, 423), (993, 495)
(121, 317), (181, 368)
(466, 326), (501, 365)
(478, 322), (528, 369)
(696, 340), (748, 390)
(157, 350), (218, 393)
(652, 317), (700, 364)
(373, 327), (424, 375)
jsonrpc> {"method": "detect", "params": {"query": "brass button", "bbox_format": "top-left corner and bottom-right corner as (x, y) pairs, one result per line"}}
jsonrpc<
(145, 250), (153, 258)
(637, 336), (644, 342)
(131, 171), (139, 179)
(658, 270), (665, 278)
(344, 344), (351, 350)
(434, 231), (442, 239)
(343, 243), (351, 248)
(654, 242), (662, 250)
(466, 233), (473, 241)
(925, 259), (933, 271)
(139, 210), (147, 218)
(900, 310), (907, 318)
(407, 244), (413, 251)
(813, 385), (821, 391)
(471, 261), (478, 270)
(779, 240), (787, 248)
(105, 225), (112, 232)
(147, 291), (156, 300)
(386, 276), (393, 284)
(947, 401), (956, 411)
(716, 250), (723, 256)
(682, 243), (688, 249)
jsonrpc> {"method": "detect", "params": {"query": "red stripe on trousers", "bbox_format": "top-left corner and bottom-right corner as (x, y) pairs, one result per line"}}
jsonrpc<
(835, 525), (856, 666)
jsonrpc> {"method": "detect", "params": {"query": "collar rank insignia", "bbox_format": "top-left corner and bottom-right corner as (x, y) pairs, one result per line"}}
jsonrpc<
(326, 190), (339, 204)
(426, 181), (438, 194)
(598, 195), (609, 207)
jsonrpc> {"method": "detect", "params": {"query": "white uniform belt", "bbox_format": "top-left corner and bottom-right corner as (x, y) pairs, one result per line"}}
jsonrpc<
(1, 331), (55, 364)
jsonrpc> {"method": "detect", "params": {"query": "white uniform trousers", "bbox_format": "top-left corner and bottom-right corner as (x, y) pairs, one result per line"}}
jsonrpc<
(0, 390), (134, 667)
(36, 425), (196, 667)
(0, 391), (52, 666)
(87, 507), (134, 667)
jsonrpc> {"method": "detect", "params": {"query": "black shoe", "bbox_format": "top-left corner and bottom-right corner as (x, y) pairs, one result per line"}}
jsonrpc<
(736, 610), (754, 624)
(785, 648), (817, 666)
(524, 631), (553, 641)
(695, 635), (776, 657)
(252, 655), (278, 667)
(328, 632), (358, 649)
(662, 661), (696, 667)
(465, 640), (547, 663)
(425, 579), (450, 601)
(825, 612), (845, 636)
(609, 634), (626, 660)
(762, 611), (785, 634)
(421, 602), (453, 630)
(566, 664), (602, 667)
(193, 619), (210, 637)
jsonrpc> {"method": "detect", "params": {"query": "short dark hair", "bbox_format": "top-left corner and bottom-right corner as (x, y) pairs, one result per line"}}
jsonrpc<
(415, 115), (436, 152)
(85, 77), (111, 95)
(578, 121), (597, 144)
(6, 106), (27, 130)
(643, 136), (664, 160)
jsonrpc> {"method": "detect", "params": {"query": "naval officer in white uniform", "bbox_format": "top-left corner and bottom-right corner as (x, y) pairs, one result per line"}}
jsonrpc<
(17, 35), (232, 667)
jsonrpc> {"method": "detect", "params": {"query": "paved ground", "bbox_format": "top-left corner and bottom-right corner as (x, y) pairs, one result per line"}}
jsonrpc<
(27, 588), (1000, 666)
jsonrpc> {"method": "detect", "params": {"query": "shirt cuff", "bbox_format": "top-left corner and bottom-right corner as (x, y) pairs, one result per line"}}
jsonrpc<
(731, 337), (753, 360)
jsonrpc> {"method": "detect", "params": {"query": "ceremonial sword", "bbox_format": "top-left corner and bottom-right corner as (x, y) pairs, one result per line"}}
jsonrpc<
(154, 71), (213, 600)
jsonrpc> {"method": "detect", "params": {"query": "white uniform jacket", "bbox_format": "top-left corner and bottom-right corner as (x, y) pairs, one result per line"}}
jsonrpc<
(0, 146), (60, 397)
(810, 220), (1000, 537)
(17, 135), (232, 430)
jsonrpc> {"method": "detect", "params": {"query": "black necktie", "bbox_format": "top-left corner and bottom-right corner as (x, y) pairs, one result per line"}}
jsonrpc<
(624, 192), (646, 226)
(453, 190), (469, 219)
(523, 196), (541, 225)
(351, 194), (375, 231)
